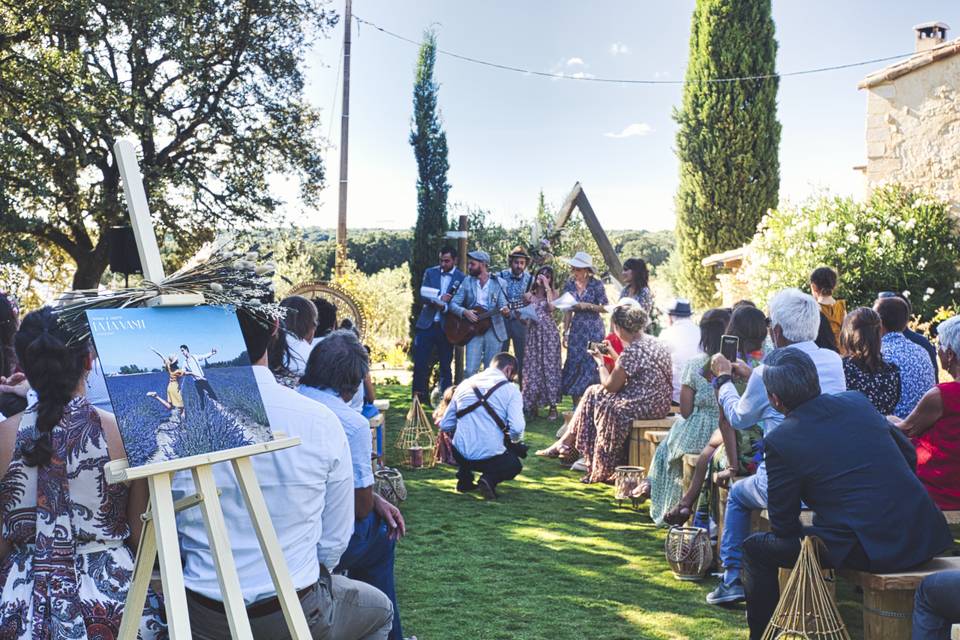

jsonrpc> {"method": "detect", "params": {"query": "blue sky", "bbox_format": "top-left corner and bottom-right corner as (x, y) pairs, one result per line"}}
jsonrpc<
(281, 0), (958, 231)
(88, 306), (249, 373)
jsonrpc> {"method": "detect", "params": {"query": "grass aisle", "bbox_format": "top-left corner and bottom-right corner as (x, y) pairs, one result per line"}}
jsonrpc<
(378, 385), (866, 640)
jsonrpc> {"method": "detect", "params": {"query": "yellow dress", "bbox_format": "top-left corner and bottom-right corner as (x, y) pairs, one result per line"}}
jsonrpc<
(819, 300), (847, 346)
(166, 367), (185, 408)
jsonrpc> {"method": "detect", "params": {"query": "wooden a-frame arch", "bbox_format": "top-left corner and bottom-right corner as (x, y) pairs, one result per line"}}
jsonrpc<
(554, 182), (623, 280)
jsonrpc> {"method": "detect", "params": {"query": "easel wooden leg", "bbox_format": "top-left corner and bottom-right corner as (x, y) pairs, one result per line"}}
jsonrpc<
(119, 514), (158, 640)
(193, 464), (255, 639)
(232, 457), (312, 639)
(149, 472), (193, 638)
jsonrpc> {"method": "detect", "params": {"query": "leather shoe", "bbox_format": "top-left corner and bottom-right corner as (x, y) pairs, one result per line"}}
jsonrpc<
(456, 481), (477, 493)
(477, 477), (498, 500)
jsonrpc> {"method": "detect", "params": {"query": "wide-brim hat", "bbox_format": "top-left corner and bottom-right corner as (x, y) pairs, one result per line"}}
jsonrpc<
(667, 298), (693, 317)
(563, 251), (596, 273)
(508, 245), (531, 260)
(467, 250), (491, 264)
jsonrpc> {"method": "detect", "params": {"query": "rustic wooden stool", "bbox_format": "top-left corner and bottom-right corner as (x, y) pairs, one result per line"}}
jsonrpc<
(639, 429), (670, 474)
(631, 418), (675, 468)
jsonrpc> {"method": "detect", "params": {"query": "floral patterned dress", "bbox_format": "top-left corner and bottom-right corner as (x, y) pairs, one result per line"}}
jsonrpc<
(571, 337), (672, 483)
(648, 354), (720, 525)
(561, 277), (608, 398)
(522, 295), (562, 412)
(0, 398), (166, 640)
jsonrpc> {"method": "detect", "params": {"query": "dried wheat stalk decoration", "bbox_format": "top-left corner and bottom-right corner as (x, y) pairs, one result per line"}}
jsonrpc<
(395, 395), (436, 469)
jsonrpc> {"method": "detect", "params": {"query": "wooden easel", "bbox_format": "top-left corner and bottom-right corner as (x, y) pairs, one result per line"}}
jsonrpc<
(108, 139), (312, 639)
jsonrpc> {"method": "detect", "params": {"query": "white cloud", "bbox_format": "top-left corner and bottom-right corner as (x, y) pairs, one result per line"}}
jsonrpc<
(566, 57), (585, 66)
(569, 71), (595, 79)
(609, 43), (630, 56)
(604, 123), (654, 139)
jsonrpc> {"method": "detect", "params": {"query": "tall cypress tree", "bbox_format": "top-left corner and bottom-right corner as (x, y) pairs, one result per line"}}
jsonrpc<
(409, 29), (450, 337)
(673, 0), (781, 308)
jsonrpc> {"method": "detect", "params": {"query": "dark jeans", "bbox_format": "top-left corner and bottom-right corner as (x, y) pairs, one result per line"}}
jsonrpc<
(742, 532), (869, 640)
(913, 570), (960, 639)
(451, 446), (522, 491)
(194, 378), (219, 410)
(412, 321), (454, 401)
(338, 512), (403, 640)
(504, 316), (527, 377)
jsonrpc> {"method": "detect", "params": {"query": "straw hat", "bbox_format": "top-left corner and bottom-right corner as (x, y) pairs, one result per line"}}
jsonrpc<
(564, 251), (596, 273)
(508, 245), (531, 260)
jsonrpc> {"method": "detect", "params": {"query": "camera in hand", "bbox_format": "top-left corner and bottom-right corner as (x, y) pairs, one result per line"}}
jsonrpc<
(587, 340), (610, 355)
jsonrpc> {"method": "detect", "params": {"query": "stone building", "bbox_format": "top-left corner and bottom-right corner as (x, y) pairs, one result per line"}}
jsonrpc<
(858, 22), (960, 211)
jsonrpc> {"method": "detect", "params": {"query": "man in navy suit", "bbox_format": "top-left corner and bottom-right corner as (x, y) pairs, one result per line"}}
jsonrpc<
(412, 246), (465, 403)
(742, 348), (952, 639)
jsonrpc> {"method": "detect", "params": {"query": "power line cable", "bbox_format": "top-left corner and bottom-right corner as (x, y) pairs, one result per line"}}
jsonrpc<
(354, 15), (914, 85)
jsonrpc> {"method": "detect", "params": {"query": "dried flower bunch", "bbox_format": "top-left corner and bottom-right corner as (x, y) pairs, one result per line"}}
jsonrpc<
(54, 238), (284, 344)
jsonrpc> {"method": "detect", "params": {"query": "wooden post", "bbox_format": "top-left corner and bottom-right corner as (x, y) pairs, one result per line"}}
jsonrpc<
(454, 214), (467, 383)
(335, 0), (352, 276)
(552, 182), (623, 281)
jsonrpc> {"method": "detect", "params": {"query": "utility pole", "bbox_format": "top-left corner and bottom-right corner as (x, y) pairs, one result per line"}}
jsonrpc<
(335, 0), (352, 276)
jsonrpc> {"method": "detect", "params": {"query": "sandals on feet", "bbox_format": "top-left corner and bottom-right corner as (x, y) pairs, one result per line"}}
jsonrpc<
(535, 443), (571, 458)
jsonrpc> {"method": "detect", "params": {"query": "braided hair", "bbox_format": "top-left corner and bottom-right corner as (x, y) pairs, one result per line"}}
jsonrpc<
(13, 308), (90, 467)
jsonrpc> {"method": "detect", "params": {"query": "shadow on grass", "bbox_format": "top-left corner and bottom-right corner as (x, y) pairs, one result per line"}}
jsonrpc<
(377, 385), (866, 640)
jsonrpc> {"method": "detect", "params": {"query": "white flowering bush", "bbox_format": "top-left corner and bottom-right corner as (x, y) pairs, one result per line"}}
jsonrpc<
(743, 185), (959, 320)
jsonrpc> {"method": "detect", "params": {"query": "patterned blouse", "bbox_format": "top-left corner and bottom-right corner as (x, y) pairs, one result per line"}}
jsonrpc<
(842, 357), (901, 415)
(620, 286), (654, 316)
(881, 332), (937, 418)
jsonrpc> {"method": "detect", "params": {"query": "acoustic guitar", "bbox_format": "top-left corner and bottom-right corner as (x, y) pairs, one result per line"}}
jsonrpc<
(444, 300), (525, 346)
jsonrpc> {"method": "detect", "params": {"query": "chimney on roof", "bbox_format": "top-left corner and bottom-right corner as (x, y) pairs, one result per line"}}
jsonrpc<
(914, 22), (950, 52)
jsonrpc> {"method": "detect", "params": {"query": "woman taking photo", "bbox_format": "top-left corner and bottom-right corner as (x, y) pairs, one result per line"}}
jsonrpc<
(538, 301), (672, 483)
(560, 252), (608, 407)
(0, 308), (164, 638)
(522, 265), (562, 420)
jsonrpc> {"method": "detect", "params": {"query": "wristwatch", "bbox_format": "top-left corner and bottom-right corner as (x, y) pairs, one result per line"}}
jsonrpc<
(712, 374), (733, 390)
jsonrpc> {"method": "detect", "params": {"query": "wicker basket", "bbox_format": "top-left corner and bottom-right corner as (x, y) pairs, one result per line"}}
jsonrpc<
(761, 536), (850, 640)
(373, 467), (407, 506)
(612, 465), (646, 508)
(665, 526), (713, 581)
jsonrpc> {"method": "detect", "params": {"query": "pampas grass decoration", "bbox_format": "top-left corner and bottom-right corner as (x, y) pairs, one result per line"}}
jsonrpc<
(761, 536), (851, 640)
(395, 395), (436, 469)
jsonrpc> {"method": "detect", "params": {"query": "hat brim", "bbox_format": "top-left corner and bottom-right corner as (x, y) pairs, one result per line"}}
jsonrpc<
(667, 309), (693, 317)
(563, 258), (596, 272)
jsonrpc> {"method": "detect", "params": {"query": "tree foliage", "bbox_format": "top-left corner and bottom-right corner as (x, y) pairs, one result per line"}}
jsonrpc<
(0, 0), (336, 289)
(673, 0), (781, 308)
(408, 29), (449, 336)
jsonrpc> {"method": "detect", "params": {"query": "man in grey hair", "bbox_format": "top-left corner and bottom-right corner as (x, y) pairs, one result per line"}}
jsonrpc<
(299, 330), (408, 640)
(706, 288), (846, 606)
(741, 348), (951, 639)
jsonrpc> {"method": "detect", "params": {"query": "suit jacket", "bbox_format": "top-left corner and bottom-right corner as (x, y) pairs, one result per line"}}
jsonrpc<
(449, 274), (509, 342)
(765, 391), (952, 573)
(415, 266), (466, 331)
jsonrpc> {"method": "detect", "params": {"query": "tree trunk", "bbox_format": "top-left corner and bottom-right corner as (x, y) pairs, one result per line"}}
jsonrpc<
(71, 244), (109, 290)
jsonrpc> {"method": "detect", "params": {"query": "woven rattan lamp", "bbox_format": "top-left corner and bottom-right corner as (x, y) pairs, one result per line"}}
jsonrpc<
(761, 536), (851, 640)
(395, 395), (436, 469)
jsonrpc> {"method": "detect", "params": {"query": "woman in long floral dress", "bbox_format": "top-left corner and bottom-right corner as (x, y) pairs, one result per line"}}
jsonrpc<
(0, 308), (165, 640)
(560, 253), (609, 407)
(538, 303), (672, 483)
(522, 266), (562, 420)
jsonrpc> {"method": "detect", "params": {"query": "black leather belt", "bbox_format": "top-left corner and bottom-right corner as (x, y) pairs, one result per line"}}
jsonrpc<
(186, 584), (314, 619)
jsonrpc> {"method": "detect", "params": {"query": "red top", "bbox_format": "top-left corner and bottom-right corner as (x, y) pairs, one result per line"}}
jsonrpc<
(603, 332), (624, 372)
(916, 381), (960, 510)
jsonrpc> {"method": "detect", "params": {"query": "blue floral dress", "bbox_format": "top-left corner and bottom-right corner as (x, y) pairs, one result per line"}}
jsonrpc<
(561, 277), (608, 397)
(0, 397), (166, 639)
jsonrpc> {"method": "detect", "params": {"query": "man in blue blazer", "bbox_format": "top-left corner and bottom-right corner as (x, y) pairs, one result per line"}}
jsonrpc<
(411, 246), (465, 402)
(449, 250), (510, 377)
(742, 348), (952, 640)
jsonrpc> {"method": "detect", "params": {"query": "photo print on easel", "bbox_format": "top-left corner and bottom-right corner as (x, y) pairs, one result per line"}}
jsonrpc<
(88, 305), (272, 467)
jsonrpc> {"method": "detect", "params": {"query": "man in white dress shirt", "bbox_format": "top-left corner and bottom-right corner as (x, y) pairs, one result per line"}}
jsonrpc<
(174, 311), (393, 639)
(440, 352), (525, 499)
(658, 299), (701, 404)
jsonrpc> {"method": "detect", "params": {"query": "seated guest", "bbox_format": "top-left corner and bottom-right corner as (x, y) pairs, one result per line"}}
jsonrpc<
(537, 303), (672, 483)
(312, 297), (338, 346)
(875, 295), (936, 418)
(440, 352), (525, 499)
(815, 312), (839, 353)
(810, 266), (846, 346)
(0, 308), (164, 638)
(913, 570), (960, 640)
(174, 310), (393, 639)
(879, 291), (940, 382)
(432, 385), (457, 465)
(281, 295), (320, 376)
(658, 298), (700, 404)
(889, 315), (960, 510)
(707, 288), (846, 606)
(641, 308), (730, 525)
(298, 330), (408, 640)
(742, 349), (951, 640)
(840, 307), (901, 414)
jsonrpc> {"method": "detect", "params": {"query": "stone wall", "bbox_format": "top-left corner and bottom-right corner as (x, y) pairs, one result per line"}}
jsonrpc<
(865, 53), (960, 213)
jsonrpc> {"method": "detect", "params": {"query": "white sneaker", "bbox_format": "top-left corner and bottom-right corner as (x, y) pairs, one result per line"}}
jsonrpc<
(570, 457), (587, 472)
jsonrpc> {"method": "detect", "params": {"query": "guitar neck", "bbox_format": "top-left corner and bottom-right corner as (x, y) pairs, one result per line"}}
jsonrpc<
(474, 300), (525, 320)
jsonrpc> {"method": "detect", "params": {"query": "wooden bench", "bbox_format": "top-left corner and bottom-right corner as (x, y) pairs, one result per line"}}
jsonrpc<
(841, 556), (960, 639)
(629, 418), (675, 469)
(637, 429), (670, 476)
(681, 453), (700, 498)
(369, 399), (390, 466)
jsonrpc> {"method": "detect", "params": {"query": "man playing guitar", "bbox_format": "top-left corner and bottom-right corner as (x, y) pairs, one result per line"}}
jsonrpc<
(449, 250), (512, 377)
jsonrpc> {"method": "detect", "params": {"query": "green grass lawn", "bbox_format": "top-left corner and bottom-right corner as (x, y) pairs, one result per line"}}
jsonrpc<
(376, 385), (873, 640)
